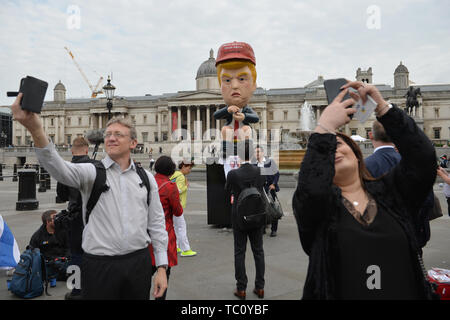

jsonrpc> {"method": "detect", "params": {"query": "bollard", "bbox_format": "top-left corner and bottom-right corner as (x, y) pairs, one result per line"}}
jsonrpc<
(12, 164), (18, 182)
(0, 164), (3, 181)
(16, 169), (39, 211)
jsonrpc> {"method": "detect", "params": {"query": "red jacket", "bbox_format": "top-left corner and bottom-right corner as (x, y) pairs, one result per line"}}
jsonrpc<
(149, 173), (183, 267)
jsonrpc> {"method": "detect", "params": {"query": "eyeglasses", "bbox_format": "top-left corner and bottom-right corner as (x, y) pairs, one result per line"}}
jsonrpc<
(103, 132), (129, 139)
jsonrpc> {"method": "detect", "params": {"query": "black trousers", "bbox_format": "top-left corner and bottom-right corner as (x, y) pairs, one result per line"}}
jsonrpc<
(447, 197), (450, 216)
(233, 226), (265, 291)
(81, 248), (152, 300)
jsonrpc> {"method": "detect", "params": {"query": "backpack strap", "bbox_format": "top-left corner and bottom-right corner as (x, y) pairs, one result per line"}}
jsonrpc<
(135, 162), (151, 206)
(85, 160), (108, 225)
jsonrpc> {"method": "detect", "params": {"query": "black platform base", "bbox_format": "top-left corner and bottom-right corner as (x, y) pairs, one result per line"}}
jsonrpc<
(16, 200), (39, 211)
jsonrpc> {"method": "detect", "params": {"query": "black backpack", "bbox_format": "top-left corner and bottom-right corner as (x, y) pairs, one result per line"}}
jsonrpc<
(84, 160), (151, 224)
(236, 180), (266, 231)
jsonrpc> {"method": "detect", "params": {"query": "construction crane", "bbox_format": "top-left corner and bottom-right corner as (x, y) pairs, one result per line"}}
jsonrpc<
(64, 46), (104, 98)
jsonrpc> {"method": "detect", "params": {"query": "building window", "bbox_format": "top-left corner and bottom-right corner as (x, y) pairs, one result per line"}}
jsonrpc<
(131, 116), (136, 124)
(162, 132), (168, 141)
(16, 136), (21, 145)
(268, 111), (273, 121)
(143, 115), (147, 124)
(50, 118), (54, 126)
(155, 114), (158, 124)
(67, 117), (71, 126)
(434, 128), (441, 139)
(66, 135), (71, 145)
(365, 128), (371, 139)
(283, 111), (288, 121)
(163, 115), (167, 123)
(142, 132), (148, 142)
(49, 135), (54, 143)
(78, 117), (82, 125)
(154, 132), (159, 142)
(351, 129), (357, 136)
(25, 136), (31, 145)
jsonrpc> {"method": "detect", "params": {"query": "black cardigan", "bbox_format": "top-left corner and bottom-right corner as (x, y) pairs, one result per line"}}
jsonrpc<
(292, 105), (438, 300)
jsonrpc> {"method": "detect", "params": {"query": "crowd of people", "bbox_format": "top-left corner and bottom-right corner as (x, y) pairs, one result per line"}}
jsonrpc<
(7, 40), (447, 301)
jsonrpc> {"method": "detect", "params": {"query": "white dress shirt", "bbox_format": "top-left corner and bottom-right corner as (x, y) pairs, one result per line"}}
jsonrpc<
(35, 143), (168, 266)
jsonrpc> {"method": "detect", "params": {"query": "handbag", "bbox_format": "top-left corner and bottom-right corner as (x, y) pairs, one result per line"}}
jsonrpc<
(263, 189), (283, 220)
(428, 194), (443, 221)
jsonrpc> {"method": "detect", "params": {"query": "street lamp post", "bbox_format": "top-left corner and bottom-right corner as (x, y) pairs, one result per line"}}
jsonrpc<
(103, 76), (116, 120)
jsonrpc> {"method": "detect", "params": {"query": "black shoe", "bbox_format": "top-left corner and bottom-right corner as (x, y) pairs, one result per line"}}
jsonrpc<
(270, 231), (277, 237)
(64, 291), (83, 300)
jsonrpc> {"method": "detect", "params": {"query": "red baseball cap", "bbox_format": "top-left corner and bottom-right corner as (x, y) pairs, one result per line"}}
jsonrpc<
(215, 41), (256, 66)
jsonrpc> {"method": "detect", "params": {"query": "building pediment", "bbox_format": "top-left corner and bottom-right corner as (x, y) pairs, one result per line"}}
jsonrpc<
(174, 90), (222, 100)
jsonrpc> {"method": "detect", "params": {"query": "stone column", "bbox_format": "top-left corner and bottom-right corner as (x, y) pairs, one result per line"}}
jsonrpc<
(177, 107), (182, 140)
(206, 106), (211, 140)
(262, 108), (267, 141)
(61, 115), (65, 144)
(157, 111), (161, 142)
(167, 107), (172, 142)
(55, 116), (59, 145)
(98, 114), (102, 129)
(196, 106), (201, 140)
(187, 106), (191, 140)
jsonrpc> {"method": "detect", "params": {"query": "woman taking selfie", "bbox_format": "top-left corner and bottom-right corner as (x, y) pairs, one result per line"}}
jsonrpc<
(292, 81), (438, 300)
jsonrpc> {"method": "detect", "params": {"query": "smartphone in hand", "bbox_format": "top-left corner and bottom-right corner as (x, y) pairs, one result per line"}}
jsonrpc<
(324, 78), (354, 119)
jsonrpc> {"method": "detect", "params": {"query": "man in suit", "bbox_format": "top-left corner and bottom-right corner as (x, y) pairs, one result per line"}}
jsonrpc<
(364, 120), (401, 178)
(253, 145), (280, 237)
(225, 140), (266, 300)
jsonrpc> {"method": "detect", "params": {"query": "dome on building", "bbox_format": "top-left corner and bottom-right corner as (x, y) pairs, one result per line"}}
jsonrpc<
(54, 80), (66, 91)
(395, 61), (409, 74)
(196, 49), (217, 80)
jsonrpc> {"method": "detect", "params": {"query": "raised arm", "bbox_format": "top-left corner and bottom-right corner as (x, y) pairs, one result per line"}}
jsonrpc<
(378, 106), (437, 209)
(11, 93), (95, 190)
(293, 88), (357, 255)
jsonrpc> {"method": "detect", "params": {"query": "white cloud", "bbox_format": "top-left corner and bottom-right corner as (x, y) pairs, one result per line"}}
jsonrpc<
(0, 0), (449, 106)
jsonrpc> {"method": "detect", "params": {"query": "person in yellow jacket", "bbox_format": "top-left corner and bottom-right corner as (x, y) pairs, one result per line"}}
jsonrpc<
(170, 160), (197, 257)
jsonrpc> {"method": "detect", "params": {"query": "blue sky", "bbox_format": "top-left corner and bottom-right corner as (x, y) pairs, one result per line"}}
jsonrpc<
(1, 0), (449, 107)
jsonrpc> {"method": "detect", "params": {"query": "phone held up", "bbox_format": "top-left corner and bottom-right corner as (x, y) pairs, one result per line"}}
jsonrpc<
(7, 76), (48, 114)
(323, 78), (377, 123)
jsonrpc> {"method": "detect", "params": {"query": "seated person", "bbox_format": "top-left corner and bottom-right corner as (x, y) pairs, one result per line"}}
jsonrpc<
(213, 42), (260, 158)
(29, 210), (70, 283)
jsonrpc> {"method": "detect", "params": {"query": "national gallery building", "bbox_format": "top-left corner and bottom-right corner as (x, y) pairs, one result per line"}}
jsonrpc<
(9, 50), (450, 154)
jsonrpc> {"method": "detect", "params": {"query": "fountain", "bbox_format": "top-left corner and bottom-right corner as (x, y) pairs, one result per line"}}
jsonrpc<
(278, 101), (316, 169)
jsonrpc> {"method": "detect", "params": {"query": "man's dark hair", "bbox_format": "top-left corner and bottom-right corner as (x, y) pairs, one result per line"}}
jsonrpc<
(155, 156), (176, 176)
(41, 210), (57, 225)
(372, 120), (393, 143)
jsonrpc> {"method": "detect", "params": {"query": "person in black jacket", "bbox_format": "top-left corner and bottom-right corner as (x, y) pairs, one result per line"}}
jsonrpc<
(292, 81), (438, 300)
(55, 137), (90, 299)
(225, 140), (266, 300)
(29, 210), (70, 283)
(253, 145), (281, 237)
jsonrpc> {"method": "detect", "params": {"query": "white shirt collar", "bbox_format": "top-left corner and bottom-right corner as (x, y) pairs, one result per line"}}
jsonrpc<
(373, 145), (396, 153)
